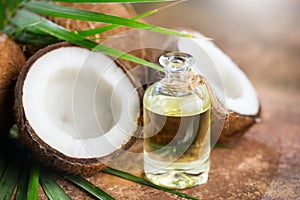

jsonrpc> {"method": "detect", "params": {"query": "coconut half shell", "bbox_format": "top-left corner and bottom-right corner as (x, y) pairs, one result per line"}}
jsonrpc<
(177, 30), (261, 143)
(15, 43), (142, 175)
(0, 33), (26, 138)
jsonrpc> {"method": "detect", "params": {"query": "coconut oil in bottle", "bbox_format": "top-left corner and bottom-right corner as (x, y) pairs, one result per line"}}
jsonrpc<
(143, 52), (211, 189)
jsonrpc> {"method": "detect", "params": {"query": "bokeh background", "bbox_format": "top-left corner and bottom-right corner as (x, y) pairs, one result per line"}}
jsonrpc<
(137, 0), (300, 90)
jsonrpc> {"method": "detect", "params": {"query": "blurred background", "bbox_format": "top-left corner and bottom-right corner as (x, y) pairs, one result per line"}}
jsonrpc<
(135, 0), (300, 90)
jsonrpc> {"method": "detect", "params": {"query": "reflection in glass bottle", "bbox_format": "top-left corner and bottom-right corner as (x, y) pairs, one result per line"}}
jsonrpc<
(143, 52), (211, 189)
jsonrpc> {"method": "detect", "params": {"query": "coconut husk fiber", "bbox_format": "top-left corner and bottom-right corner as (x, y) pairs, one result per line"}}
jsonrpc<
(0, 33), (26, 138)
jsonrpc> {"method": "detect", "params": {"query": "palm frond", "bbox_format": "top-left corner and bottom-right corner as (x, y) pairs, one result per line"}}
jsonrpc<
(11, 9), (163, 71)
(77, 8), (158, 36)
(63, 174), (115, 200)
(24, 1), (192, 38)
(102, 167), (198, 200)
(27, 162), (40, 199)
(53, 0), (176, 3)
(7, 0), (14, 16)
(15, 160), (29, 200)
(0, 152), (7, 179)
(40, 170), (71, 200)
(0, 152), (24, 200)
(0, 1), (7, 30)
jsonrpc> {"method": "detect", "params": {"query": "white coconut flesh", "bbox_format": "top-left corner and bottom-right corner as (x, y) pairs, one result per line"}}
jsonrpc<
(22, 46), (140, 159)
(178, 33), (259, 116)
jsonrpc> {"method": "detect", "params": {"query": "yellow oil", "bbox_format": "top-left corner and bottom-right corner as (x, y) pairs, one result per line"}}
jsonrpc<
(143, 83), (211, 189)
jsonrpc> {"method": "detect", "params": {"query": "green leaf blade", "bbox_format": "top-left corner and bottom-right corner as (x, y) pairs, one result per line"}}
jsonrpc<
(77, 8), (158, 37)
(27, 162), (40, 200)
(102, 167), (198, 200)
(24, 1), (192, 38)
(0, 0), (7, 30)
(40, 170), (71, 200)
(0, 153), (24, 200)
(52, 0), (176, 3)
(16, 0), (23, 7)
(7, 0), (14, 16)
(0, 152), (7, 179)
(13, 31), (61, 46)
(12, 10), (163, 71)
(64, 175), (115, 200)
(92, 44), (163, 71)
(77, 25), (118, 37)
(16, 160), (29, 200)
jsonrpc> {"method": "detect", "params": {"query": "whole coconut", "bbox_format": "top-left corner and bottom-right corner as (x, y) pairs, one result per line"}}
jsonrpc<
(0, 33), (26, 138)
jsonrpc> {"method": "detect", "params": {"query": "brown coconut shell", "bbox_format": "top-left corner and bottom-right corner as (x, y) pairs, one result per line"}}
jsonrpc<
(15, 42), (142, 175)
(211, 102), (261, 144)
(0, 33), (26, 138)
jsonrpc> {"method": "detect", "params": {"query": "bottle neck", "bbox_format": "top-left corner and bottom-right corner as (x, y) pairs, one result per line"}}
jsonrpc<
(158, 52), (195, 96)
(161, 69), (192, 95)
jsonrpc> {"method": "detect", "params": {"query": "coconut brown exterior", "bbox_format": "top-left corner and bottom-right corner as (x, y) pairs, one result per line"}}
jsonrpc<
(208, 78), (261, 144)
(216, 108), (261, 144)
(15, 42), (142, 175)
(0, 33), (26, 138)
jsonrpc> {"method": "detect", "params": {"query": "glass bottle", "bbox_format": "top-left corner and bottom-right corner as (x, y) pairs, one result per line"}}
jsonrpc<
(143, 52), (211, 189)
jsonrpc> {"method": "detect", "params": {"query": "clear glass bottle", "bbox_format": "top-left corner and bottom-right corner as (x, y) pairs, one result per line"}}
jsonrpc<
(143, 52), (211, 189)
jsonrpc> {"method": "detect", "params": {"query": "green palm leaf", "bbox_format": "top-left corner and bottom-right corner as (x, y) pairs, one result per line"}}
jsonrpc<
(27, 162), (40, 200)
(15, 160), (29, 200)
(64, 175), (115, 200)
(0, 153), (7, 179)
(53, 0), (176, 2)
(40, 170), (71, 200)
(11, 9), (163, 71)
(0, 152), (24, 200)
(0, 1), (7, 30)
(102, 167), (198, 200)
(24, 1), (192, 38)
(77, 8), (158, 36)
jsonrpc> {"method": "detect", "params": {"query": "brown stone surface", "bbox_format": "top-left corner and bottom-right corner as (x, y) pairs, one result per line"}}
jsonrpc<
(17, 0), (300, 199)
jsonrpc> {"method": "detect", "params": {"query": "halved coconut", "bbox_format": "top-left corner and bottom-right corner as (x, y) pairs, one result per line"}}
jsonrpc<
(178, 30), (260, 143)
(0, 33), (26, 138)
(15, 43), (141, 174)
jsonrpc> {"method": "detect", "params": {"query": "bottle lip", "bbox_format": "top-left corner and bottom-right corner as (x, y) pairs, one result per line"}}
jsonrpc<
(159, 52), (195, 72)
